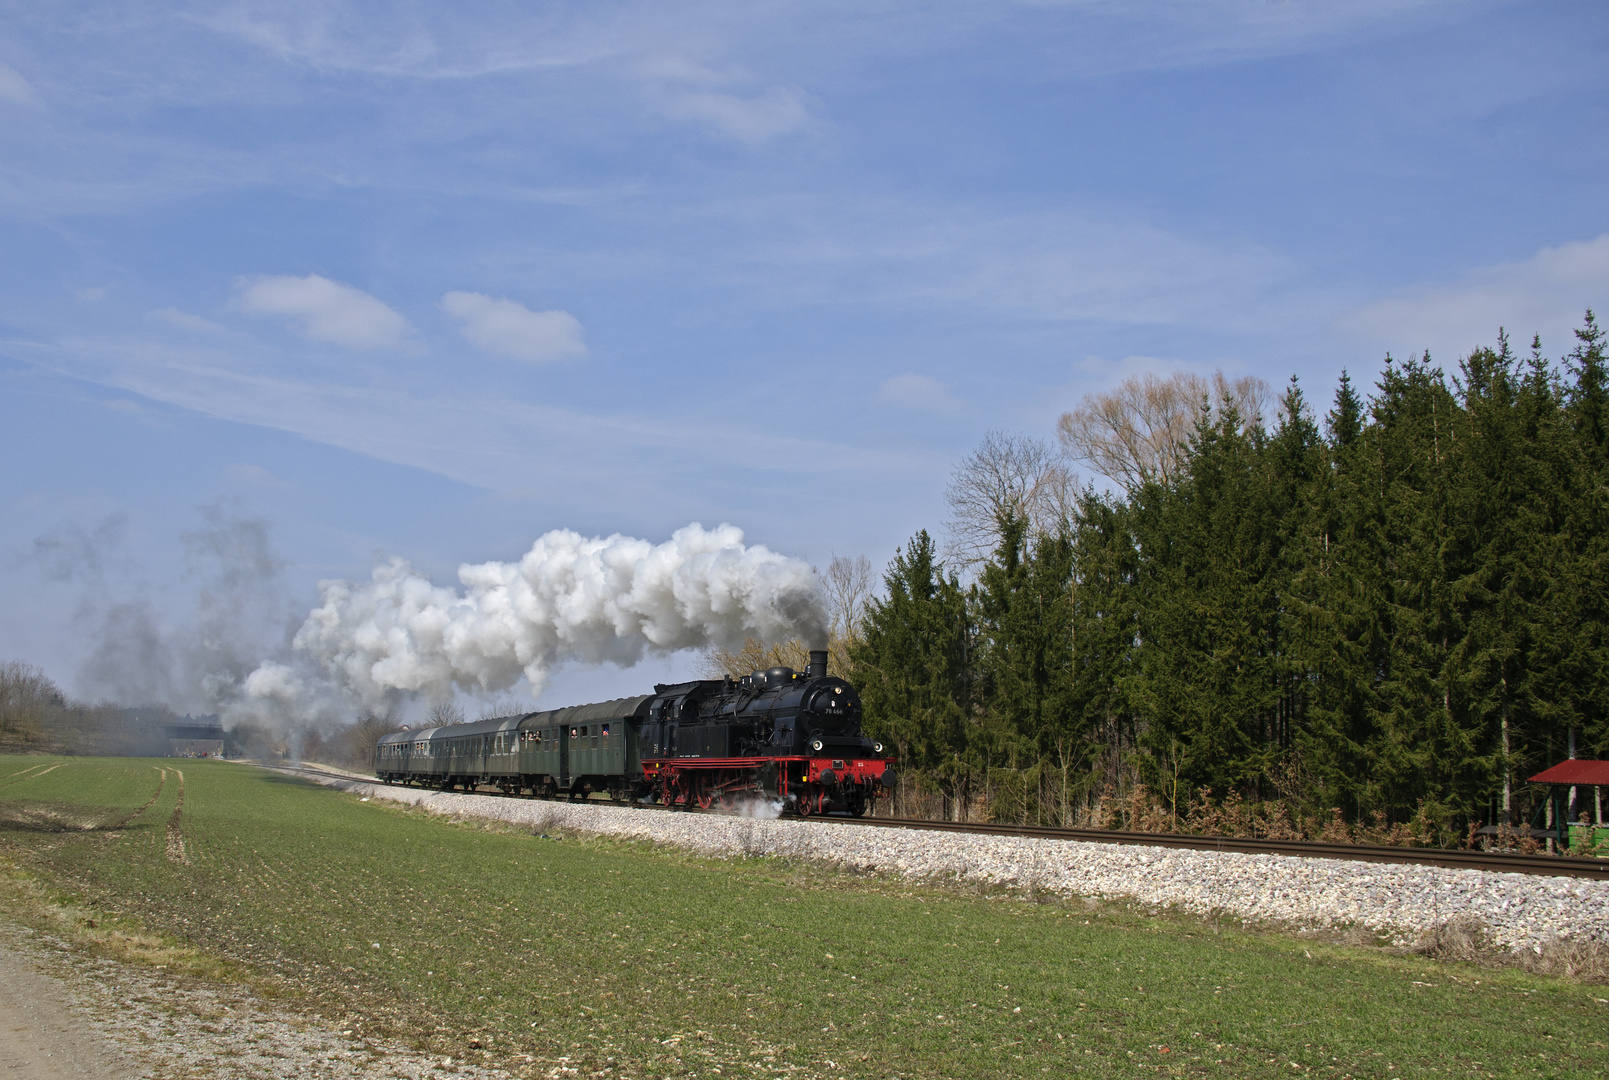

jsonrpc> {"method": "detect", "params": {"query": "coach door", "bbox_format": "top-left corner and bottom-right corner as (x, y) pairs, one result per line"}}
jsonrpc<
(569, 724), (587, 779)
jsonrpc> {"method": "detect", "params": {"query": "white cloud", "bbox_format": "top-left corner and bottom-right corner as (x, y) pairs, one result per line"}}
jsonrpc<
(879, 373), (959, 413)
(235, 274), (411, 350)
(149, 307), (225, 334)
(0, 64), (35, 105)
(441, 291), (588, 363)
(1339, 235), (1609, 361)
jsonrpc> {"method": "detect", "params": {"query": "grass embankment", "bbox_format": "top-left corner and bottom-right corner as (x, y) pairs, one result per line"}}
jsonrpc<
(0, 756), (1602, 1079)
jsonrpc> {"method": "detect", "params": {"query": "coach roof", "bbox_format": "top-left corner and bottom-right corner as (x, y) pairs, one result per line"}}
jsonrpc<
(377, 694), (654, 745)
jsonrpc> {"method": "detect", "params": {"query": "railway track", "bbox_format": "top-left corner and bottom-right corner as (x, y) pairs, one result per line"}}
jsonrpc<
(262, 761), (1609, 881)
(821, 815), (1609, 881)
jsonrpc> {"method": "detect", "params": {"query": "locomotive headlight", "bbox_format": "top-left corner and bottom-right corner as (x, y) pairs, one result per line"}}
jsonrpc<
(811, 739), (824, 752)
(873, 741), (884, 754)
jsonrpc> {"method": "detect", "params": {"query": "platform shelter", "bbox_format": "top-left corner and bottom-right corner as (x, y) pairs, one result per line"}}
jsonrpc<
(1527, 760), (1609, 852)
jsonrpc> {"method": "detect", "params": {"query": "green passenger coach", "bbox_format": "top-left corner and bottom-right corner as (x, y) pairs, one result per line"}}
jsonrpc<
(375, 694), (653, 801)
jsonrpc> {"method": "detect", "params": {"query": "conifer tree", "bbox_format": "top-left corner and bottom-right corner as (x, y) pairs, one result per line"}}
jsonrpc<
(975, 513), (1077, 821)
(850, 531), (978, 819)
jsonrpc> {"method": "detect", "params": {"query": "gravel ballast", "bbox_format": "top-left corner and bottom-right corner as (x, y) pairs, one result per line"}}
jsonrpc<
(312, 773), (1608, 952)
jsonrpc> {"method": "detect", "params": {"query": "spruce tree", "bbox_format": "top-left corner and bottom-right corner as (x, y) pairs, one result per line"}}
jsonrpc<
(850, 531), (978, 819)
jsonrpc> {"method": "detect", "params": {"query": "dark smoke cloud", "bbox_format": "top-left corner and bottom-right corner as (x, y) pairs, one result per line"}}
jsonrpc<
(32, 501), (300, 721)
(77, 599), (178, 707)
(26, 514), (130, 583)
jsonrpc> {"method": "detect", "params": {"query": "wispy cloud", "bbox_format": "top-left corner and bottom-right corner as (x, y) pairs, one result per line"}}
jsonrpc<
(639, 52), (816, 144)
(657, 85), (813, 145)
(719, 196), (1306, 334)
(1338, 235), (1609, 360)
(187, 1), (1455, 85)
(879, 373), (959, 413)
(10, 333), (920, 501)
(224, 463), (291, 489)
(441, 291), (588, 363)
(149, 307), (225, 334)
(188, 1), (628, 79)
(0, 63), (36, 105)
(234, 274), (412, 351)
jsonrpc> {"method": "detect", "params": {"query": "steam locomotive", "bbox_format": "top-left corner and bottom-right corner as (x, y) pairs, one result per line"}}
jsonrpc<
(373, 650), (896, 816)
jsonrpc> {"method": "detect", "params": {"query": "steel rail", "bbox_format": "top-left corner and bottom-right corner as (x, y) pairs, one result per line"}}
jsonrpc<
(259, 762), (1609, 881)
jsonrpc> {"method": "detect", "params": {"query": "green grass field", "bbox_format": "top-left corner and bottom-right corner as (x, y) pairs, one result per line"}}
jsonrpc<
(0, 756), (1602, 1079)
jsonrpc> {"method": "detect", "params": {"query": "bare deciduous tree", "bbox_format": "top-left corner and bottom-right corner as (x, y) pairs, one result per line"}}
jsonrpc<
(474, 697), (528, 721)
(0, 660), (66, 749)
(701, 554), (876, 680)
(700, 637), (817, 680)
(1056, 371), (1269, 493)
(825, 554), (873, 643)
(427, 700), (466, 727)
(943, 430), (1076, 568)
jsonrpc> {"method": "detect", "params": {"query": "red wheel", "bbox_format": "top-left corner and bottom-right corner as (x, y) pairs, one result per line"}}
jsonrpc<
(795, 788), (814, 816)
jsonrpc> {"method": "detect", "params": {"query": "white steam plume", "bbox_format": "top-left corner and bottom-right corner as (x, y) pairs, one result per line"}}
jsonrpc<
(250, 523), (825, 707)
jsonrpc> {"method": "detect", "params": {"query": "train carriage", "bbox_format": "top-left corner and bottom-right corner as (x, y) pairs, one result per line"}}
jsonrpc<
(551, 696), (654, 800)
(375, 650), (894, 815)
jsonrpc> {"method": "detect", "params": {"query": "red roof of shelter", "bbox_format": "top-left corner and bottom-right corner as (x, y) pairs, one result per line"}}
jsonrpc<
(1529, 760), (1609, 785)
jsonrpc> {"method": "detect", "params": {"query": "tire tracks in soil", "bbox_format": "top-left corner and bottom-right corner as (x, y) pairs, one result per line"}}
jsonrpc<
(165, 769), (188, 865)
(0, 763), (63, 787)
(111, 768), (166, 830)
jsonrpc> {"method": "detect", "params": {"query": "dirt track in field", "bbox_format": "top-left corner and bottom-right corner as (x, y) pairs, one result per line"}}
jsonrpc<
(0, 763), (519, 1080)
(0, 921), (525, 1080)
(0, 932), (133, 1080)
(113, 769), (167, 831)
(163, 770), (187, 866)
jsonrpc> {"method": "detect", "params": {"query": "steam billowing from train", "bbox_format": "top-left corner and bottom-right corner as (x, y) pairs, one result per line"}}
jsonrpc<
(242, 523), (825, 712)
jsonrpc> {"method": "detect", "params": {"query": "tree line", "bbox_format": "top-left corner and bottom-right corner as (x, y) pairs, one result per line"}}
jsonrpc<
(845, 315), (1609, 844)
(0, 660), (176, 756)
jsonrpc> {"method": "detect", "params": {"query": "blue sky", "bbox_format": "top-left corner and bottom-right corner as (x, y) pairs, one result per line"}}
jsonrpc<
(3, 1), (1607, 713)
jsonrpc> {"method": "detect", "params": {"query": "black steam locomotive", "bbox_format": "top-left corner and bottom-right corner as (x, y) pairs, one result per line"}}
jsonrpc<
(374, 650), (895, 816)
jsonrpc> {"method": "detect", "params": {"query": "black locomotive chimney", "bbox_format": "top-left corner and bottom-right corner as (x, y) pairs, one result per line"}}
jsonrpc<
(808, 649), (828, 679)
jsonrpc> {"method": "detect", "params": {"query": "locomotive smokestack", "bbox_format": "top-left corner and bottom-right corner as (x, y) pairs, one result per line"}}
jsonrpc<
(808, 649), (828, 679)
